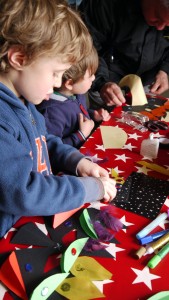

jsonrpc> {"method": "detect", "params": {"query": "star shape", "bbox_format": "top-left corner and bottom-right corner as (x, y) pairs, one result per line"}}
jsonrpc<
(123, 143), (137, 151)
(95, 144), (105, 152)
(4, 227), (16, 239)
(114, 154), (131, 163)
(141, 155), (153, 161)
(164, 197), (169, 208)
(120, 215), (135, 233)
(104, 242), (125, 260)
(90, 154), (104, 163)
(0, 282), (8, 299)
(131, 266), (160, 289)
(153, 132), (165, 138)
(35, 222), (48, 235)
(107, 167), (124, 175)
(128, 133), (142, 140)
(92, 280), (113, 293)
(135, 165), (149, 175)
(88, 201), (107, 210)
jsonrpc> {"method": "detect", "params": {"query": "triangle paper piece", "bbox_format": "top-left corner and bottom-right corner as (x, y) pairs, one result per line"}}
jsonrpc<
(0, 251), (27, 300)
(53, 206), (83, 228)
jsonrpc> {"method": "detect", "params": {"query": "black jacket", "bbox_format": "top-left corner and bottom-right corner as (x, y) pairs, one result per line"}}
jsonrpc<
(79, 0), (169, 91)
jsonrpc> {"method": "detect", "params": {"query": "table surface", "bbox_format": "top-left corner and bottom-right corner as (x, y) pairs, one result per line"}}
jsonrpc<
(0, 97), (169, 300)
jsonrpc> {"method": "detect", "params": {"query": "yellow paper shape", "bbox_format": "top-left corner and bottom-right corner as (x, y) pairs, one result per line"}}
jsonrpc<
(70, 256), (112, 280)
(119, 74), (148, 106)
(100, 126), (127, 149)
(56, 277), (105, 300)
(137, 161), (169, 176)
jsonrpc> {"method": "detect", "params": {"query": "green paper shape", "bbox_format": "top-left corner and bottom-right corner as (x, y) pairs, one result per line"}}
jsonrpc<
(30, 273), (69, 300)
(79, 209), (98, 239)
(61, 237), (88, 273)
(147, 291), (169, 300)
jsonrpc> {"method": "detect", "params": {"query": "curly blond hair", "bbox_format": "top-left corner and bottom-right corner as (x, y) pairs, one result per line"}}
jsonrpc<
(0, 0), (93, 72)
(62, 46), (99, 83)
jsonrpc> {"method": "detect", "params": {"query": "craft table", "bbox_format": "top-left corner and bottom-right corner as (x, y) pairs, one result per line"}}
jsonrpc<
(0, 96), (169, 300)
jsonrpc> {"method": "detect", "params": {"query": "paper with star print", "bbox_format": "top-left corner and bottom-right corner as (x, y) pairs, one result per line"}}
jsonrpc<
(119, 74), (148, 106)
(70, 256), (112, 280)
(100, 126), (127, 149)
(113, 172), (169, 219)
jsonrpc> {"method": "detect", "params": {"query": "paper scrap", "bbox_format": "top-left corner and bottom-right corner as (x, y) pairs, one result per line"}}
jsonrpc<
(100, 126), (127, 149)
(119, 74), (148, 106)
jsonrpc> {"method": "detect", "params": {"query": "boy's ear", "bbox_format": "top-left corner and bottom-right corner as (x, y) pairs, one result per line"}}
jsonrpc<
(7, 47), (27, 70)
(64, 79), (74, 91)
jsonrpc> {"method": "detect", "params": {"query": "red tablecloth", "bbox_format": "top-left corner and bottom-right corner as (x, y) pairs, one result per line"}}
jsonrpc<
(0, 101), (169, 300)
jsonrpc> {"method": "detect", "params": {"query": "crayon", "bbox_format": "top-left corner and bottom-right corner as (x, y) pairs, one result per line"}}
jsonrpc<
(136, 212), (168, 240)
(139, 229), (169, 245)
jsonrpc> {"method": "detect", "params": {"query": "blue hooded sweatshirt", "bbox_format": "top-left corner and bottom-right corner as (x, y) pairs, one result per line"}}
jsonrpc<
(0, 83), (104, 237)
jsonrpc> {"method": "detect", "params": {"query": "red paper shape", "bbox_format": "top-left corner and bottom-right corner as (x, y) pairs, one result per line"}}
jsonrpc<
(0, 251), (27, 300)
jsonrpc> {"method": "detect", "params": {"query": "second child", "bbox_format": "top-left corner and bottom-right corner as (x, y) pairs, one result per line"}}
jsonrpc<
(37, 47), (110, 148)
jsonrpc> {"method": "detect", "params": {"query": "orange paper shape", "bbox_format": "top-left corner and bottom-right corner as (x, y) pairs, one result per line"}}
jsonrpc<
(53, 206), (83, 228)
(56, 276), (105, 299)
(0, 251), (27, 300)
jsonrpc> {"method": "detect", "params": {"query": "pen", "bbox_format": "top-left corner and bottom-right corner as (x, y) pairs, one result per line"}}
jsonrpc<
(136, 212), (168, 240)
(144, 232), (169, 255)
(147, 242), (169, 268)
(139, 229), (169, 245)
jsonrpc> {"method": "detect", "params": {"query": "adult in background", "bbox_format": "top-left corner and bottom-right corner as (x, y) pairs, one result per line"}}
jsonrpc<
(79, 0), (169, 108)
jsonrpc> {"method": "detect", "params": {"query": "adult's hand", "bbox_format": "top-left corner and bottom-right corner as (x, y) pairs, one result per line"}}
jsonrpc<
(150, 70), (169, 94)
(100, 82), (126, 106)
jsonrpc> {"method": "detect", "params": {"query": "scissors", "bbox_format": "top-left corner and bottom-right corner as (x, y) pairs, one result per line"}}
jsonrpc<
(145, 120), (168, 132)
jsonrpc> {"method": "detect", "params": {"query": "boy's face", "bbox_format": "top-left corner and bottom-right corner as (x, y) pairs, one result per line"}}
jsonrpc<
(71, 69), (95, 95)
(15, 55), (71, 105)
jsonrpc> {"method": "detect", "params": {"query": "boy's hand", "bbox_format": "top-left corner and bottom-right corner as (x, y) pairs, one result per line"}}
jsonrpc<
(77, 158), (117, 202)
(93, 108), (111, 122)
(77, 158), (109, 177)
(79, 113), (95, 138)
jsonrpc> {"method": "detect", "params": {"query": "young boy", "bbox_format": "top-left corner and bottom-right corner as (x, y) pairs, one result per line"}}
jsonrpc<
(0, 0), (117, 238)
(37, 47), (110, 148)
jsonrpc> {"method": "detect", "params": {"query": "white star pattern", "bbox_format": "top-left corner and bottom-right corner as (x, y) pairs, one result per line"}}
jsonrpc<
(35, 222), (48, 235)
(92, 280), (113, 293)
(95, 144), (105, 152)
(131, 266), (160, 289)
(88, 201), (107, 210)
(135, 165), (149, 175)
(114, 154), (131, 163)
(153, 132), (165, 138)
(120, 215), (135, 233)
(107, 167), (125, 175)
(104, 242), (125, 259)
(128, 133), (142, 140)
(90, 154), (104, 163)
(3, 227), (16, 239)
(123, 143), (137, 151)
(141, 155), (153, 161)
(164, 197), (169, 208)
(0, 282), (8, 299)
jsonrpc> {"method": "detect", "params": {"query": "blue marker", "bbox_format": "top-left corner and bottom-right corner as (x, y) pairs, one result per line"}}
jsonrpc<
(136, 212), (168, 240)
(140, 229), (169, 245)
